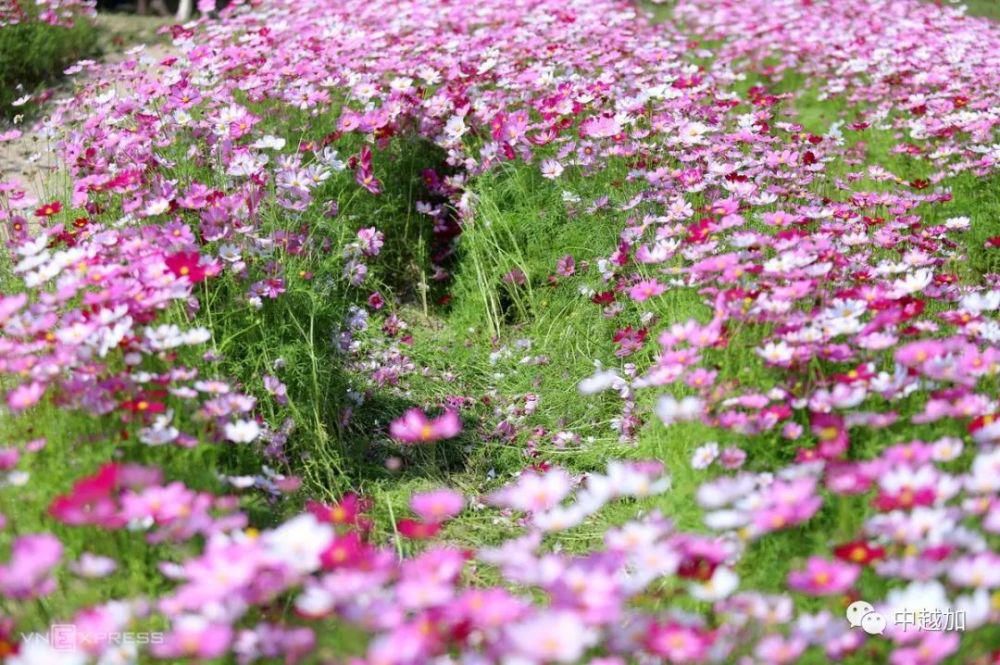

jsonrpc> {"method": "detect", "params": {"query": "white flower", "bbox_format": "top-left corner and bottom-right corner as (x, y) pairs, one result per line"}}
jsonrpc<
(533, 504), (587, 532)
(655, 394), (704, 426)
(704, 509), (748, 530)
(319, 147), (345, 171)
(183, 327), (211, 346)
(540, 159), (564, 179)
(294, 585), (335, 618)
(689, 566), (739, 601)
(954, 589), (991, 630)
(251, 135), (286, 150)
(389, 76), (413, 92)
(677, 120), (709, 145)
(224, 419), (260, 443)
(16, 236), (48, 257)
(948, 553), (1000, 588)
(879, 580), (951, 637)
(218, 244), (242, 263)
(443, 115), (467, 142)
(144, 324), (185, 350)
(961, 291), (1000, 313)
(931, 437), (963, 462)
(226, 151), (268, 177)
(691, 442), (720, 470)
(262, 514), (333, 574)
(756, 340), (794, 366)
(606, 461), (671, 498)
(97, 643), (138, 665)
(8, 640), (87, 665)
(70, 552), (118, 578)
(577, 369), (623, 395)
(139, 412), (179, 446)
(892, 269), (933, 296)
(144, 199), (170, 217)
(194, 380), (230, 394)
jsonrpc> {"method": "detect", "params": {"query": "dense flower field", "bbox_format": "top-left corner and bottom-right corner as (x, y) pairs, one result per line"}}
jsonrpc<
(1, 0), (999, 662)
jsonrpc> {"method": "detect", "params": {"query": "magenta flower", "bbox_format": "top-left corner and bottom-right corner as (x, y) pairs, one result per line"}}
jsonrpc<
(788, 556), (859, 596)
(389, 408), (461, 444)
(628, 279), (666, 302)
(811, 412), (849, 458)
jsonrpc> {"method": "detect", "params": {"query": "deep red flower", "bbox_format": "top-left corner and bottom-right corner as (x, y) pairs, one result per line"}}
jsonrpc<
(833, 364), (875, 384)
(677, 554), (717, 582)
(591, 291), (616, 305)
(120, 392), (167, 415)
(833, 540), (886, 566)
(34, 201), (62, 217)
(165, 251), (209, 283)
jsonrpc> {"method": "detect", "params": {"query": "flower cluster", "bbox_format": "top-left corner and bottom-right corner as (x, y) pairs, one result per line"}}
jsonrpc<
(0, 0), (94, 29)
(1, 0), (998, 662)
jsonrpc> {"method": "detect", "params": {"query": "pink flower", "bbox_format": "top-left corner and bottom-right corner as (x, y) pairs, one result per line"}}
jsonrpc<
(810, 412), (849, 458)
(755, 635), (807, 664)
(153, 616), (233, 659)
(0, 533), (62, 599)
(0, 293), (27, 324)
(556, 255), (576, 277)
(506, 611), (597, 663)
(410, 488), (465, 522)
(6, 381), (44, 412)
(788, 556), (859, 596)
(389, 408), (461, 444)
(629, 279), (666, 302)
(645, 622), (713, 662)
(579, 115), (622, 139)
(888, 632), (959, 665)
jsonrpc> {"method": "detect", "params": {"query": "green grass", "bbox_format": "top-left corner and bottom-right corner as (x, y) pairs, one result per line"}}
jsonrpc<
(960, 0), (1000, 20)
(0, 13), (98, 116)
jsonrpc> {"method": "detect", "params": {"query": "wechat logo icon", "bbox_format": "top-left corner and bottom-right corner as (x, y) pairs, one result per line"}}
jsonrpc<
(846, 600), (886, 635)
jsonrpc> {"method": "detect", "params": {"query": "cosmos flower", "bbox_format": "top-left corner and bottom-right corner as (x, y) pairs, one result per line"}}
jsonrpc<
(389, 409), (462, 444)
(788, 557), (860, 596)
(629, 279), (666, 302)
(410, 489), (464, 522)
